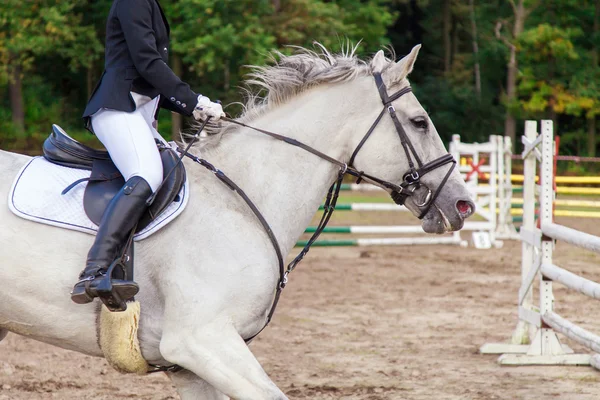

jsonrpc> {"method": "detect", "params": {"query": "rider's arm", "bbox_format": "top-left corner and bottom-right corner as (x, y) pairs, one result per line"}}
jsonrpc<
(117, 0), (197, 116)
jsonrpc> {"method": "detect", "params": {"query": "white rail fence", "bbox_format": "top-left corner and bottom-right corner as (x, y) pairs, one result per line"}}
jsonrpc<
(480, 120), (600, 369)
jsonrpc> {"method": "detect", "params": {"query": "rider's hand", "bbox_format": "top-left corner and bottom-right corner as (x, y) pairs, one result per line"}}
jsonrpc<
(193, 95), (225, 121)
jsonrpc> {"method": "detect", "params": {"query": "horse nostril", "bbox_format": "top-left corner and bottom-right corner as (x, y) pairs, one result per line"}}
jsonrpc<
(456, 200), (475, 218)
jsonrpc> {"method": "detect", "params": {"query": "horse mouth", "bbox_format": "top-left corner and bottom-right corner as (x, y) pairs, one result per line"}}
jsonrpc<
(421, 206), (450, 234)
(421, 200), (473, 234)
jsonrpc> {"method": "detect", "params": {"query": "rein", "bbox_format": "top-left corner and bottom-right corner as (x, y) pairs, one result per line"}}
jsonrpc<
(148, 73), (455, 373)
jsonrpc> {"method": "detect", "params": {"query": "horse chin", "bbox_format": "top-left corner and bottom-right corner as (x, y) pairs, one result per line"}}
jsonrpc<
(420, 205), (454, 234)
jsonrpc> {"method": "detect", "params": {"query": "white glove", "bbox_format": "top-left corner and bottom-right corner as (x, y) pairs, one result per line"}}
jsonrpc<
(193, 95), (225, 121)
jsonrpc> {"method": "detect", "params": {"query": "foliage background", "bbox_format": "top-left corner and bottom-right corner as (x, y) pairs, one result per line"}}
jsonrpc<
(0, 0), (598, 160)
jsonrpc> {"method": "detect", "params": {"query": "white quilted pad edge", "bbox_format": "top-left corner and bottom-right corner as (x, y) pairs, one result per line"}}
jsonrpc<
(8, 156), (189, 241)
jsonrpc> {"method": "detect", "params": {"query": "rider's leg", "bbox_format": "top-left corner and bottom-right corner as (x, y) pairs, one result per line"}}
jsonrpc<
(135, 95), (169, 146)
(71, 102), (163, 309)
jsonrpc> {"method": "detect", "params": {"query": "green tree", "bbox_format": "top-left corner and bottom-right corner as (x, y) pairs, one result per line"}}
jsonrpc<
(160, 0), (393, 131)
(514, 0), (599, 155)
(0, 0), (101, 136)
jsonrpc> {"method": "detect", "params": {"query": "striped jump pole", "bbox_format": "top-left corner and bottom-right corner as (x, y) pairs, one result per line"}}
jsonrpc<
(297, 236), (463, 247)
(318, 203), (408, 211)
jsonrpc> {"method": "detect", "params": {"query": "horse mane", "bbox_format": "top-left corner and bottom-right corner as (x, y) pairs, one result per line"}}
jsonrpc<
(187, 42), (395, 145)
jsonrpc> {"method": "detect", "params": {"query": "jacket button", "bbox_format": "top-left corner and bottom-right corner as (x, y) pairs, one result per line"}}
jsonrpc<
(182, 103), (187, 108)
(170, 97), (176, 101)
(176, 101), (181, 105)
(164, 47), (168, 52)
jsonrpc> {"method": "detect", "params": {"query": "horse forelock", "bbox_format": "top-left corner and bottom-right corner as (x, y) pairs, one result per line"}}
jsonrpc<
(186, 43), (397, 147)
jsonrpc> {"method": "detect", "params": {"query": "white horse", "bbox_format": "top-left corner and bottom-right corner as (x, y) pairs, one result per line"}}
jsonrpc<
(0, 45), (474, 399)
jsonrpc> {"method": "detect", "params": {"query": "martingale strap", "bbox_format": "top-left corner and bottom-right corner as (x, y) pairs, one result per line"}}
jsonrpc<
(149, 73), (459, 372)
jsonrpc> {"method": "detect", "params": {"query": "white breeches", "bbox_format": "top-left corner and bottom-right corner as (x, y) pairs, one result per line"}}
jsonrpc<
(91, 96), (165, 193)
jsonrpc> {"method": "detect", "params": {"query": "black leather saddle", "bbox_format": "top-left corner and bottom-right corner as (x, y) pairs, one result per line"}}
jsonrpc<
(43, 124), (186, 233)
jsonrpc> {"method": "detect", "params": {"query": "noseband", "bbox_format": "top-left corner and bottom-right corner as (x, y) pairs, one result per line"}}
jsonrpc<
(347, 72), (456, 218)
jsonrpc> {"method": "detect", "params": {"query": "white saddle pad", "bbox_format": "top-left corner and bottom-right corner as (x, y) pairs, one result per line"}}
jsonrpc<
(8, 156), (189, 241)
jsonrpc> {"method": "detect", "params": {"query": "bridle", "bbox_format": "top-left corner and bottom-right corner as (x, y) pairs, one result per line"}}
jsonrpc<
(148, 71), (456, 372)
(347, 72), (456, 218)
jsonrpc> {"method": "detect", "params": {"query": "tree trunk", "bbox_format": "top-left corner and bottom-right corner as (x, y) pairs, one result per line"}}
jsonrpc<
(452, 17), (459, 64)
(588, 0), (599, 156)
(549, 107), (557, 136)
(469, 0), (481, 100)
(588, 117), (596, 157)
(595, 0), (600, 67)
(224, 62), (230, 92)
(272, 0), (281, 12)
(8, 58), (25, 135)
(171, 54), (183, 139)
(503, 0), (527, 146)
(443, 0), (452, 73)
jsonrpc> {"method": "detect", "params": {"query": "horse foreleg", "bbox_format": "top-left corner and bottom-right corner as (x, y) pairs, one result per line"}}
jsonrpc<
(160, 320), (287, 400)
(169, 369), (229, 400)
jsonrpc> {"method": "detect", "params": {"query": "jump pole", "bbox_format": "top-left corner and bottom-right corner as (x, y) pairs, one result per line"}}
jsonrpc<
(296, 236), (462, 247)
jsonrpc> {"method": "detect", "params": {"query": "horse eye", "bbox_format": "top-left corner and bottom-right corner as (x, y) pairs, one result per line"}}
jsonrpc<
(411, 117), (428, 130)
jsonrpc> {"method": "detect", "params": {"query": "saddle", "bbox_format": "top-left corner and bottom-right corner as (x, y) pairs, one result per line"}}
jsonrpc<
(43, 124), (186, 233)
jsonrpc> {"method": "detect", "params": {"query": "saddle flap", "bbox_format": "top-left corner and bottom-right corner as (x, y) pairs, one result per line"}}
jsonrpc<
(84, 160), (125, 225)
(83, 146), (186, 232)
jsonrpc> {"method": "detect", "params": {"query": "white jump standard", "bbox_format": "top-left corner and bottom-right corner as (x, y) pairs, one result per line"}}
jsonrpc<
(481, 120), (600, 369)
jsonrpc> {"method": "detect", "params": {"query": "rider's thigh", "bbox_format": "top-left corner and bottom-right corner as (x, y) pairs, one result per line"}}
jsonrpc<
(91, 108), (164, 192)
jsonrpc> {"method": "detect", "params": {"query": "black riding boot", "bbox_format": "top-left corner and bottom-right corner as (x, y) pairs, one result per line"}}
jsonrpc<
(71, 176), (153, 311)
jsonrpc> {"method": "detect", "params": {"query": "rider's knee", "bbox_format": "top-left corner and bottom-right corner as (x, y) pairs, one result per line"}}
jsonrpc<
(132, 164), (163, 193)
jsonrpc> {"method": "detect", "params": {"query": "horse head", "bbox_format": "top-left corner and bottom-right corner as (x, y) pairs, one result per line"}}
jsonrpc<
(346, 44), (475, 233)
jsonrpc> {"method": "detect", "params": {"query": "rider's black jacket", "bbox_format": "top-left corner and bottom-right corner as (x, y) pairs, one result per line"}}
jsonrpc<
(83, 0), (197, 129)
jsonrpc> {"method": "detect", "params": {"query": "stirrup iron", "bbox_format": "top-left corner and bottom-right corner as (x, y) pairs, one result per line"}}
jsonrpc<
(95, 259), (139, 312)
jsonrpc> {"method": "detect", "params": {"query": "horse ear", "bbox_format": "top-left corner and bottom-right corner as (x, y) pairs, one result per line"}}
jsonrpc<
(371, 50), (387, 73)
(389, 44), (422, 81)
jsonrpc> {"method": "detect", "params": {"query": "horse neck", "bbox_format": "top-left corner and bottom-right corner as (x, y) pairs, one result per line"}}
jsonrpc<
(191, 83), (361, 255)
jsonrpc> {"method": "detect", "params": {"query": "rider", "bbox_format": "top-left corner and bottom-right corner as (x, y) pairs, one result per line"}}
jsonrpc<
(70, 0), (224, 308)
